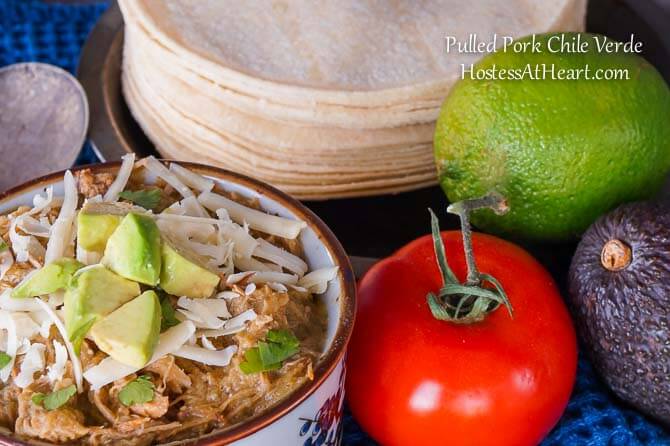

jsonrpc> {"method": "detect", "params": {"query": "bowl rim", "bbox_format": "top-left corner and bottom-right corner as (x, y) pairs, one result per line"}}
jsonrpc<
(0, 160), (356, 446)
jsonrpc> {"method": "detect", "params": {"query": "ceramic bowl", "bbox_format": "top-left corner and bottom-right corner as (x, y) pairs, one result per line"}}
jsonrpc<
(0, 160), (356, 446)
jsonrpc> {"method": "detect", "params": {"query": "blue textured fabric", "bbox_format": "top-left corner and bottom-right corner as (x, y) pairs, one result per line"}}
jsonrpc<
(1, 1), (669, 445)
(0, 0), (107, 73)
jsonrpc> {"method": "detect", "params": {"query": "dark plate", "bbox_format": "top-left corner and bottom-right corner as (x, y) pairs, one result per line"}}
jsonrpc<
(77, 0), (670, 260)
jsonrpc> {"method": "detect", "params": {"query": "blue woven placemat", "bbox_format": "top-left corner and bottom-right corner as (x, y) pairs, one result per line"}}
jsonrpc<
(1, 1), (669, 444)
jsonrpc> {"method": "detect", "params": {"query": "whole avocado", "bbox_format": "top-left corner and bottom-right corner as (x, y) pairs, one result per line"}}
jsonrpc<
(569, 200), (670, 424)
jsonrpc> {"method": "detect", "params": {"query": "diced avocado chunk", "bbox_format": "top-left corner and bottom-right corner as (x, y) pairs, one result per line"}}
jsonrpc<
(102, 213), (161, 285)
(77, 201), (144, 253)
(11, 258), (83, 298)
(77, 201), (141, 253)
(160, 239), (220, 298)
(90, 290), (161, 368)
(77, 213), (122, 252)
(64, 265), (141, 351)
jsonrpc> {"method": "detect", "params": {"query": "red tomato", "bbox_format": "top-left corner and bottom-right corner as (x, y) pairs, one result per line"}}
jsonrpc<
(346, 231), (577, 446)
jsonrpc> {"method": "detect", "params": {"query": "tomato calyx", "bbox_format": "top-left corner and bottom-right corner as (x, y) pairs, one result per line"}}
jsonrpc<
(427, 192), (514, 324)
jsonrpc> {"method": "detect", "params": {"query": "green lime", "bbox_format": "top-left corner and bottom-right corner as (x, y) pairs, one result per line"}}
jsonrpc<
(434, 32), (670, 241)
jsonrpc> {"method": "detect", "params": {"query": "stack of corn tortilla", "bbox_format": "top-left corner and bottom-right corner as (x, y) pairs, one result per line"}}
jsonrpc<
(118, 0), (586, 200)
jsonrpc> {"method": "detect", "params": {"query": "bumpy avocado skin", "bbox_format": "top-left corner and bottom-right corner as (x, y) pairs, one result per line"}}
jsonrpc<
(569, 201), (670, 425)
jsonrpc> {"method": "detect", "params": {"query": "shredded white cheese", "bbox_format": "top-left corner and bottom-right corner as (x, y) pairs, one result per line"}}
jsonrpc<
(16, 338), (31, 355)
(200, 335), (216, 351)
(197, 298), (231, 318)
(218, 221), (258, 259)
(215, 208), (231, 222)
(83, 321), (195, 390)
(198, 191), (306, 239)
(248, 271), (299, 285)
(199, 309), (257, 338)
(244, 283), (256, 295)
(298, 266), (339, 294)
(234, 255), (281, 273)
(156, 218), (215, 247)
(17, 215), (51, 238)
(175, 193), (210, 219)
(35, 298), (84, 393)
(14, 342), (45, 388)
(289, 284), (309, 293)
(144, 156), (193, 198)
(44, 171), (78, 264)
(86, 194), (103, 204)
(163, 196), (205, 218)
(176, 303), (226, 330)
(253, 238), (308, 276)
(153, 213), (224, 250)
(215, 291), (239, 301)
(32, 187), (55, 213)
(29, 310), (54, 338)
(47, 340), (68, 383)
(0, 310), (17, 382)
(103, 153), (135, 202)
(8, 186), (56, 266)
(6, 188), (57, 265)
(9, 218), (45, 266)
(169, 163), (214, 192)
(0, 248), (14, 281)
(13, 312), (41, 340)
(181, 240), (227, 266)
(199, 326), (246, 338)
(178, 297), (230, 319)
(174, 345), (237, 367)
(269, 282), (288, 293)
(153, 213), (219, 226)
(0, 290), (42, 312)
(225, 271), (255, 285)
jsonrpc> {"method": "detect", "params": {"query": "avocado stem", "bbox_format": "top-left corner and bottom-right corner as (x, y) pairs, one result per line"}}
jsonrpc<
(601, 239), (632, 272)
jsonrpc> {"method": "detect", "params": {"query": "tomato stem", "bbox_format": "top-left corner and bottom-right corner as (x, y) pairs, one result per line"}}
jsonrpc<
(447, 193), (509, 286)
(427, 192), (513, 324)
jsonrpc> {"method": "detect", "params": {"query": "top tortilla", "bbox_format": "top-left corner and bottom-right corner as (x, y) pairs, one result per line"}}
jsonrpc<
(120, 0), (585, 106)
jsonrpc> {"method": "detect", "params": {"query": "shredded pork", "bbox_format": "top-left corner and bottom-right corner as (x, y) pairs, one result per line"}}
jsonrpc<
(16, 388), (89, 443)
(74, 170), (115, 199)
(0, 160), (329, 445)
(0, 262), (33, 292)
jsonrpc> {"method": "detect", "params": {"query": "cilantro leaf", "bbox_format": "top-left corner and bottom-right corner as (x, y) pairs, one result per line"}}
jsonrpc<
(160, 296), (180, 332)
(258, 338), (299, 367)
(240, 329), (300, 374)
(266, 329), (300, 349)
(239, 348), (281, 374)
(119, 189), (162, 210)
(32, 385), (76, 410)
(0, 352), (11, 369)
(0, 239), (8, 252)
(118, 375), (155, 406)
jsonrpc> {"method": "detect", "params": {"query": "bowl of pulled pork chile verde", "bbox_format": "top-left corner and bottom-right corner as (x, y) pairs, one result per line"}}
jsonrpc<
(0, 155), (355, 446)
